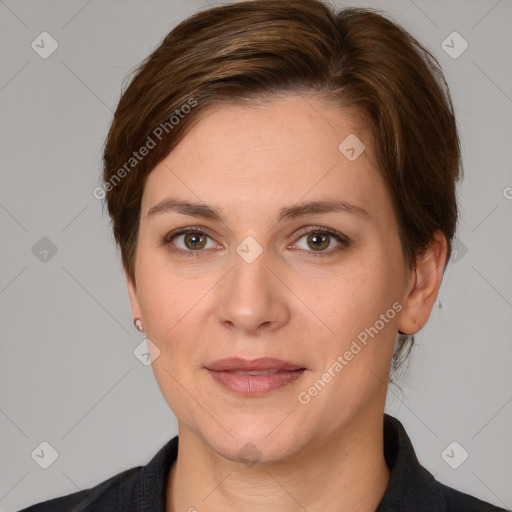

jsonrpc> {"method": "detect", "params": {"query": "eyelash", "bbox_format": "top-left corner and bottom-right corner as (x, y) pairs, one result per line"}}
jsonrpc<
(161, 226), (350, 258)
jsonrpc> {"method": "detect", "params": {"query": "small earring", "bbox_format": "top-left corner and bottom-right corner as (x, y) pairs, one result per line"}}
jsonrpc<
(415, 320), (420, 325)
(133, 318), (144, 333)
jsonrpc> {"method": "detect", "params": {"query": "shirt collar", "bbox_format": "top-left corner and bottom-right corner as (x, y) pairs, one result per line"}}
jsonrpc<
(376, 413), (446, 511)
(124, 435), (178, 511)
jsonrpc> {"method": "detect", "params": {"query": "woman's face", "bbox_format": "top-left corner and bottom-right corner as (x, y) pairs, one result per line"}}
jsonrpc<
(127, 95), (419, 463)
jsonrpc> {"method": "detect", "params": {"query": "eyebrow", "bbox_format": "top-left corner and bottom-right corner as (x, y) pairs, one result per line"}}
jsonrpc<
(146, 197), (370, 223)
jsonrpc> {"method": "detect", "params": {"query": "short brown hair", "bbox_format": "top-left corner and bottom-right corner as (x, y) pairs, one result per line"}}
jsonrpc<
(101, 0), (463, 371)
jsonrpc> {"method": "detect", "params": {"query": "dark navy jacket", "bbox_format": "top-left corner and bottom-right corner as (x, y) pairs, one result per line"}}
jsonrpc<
(18, 414), (509, 511)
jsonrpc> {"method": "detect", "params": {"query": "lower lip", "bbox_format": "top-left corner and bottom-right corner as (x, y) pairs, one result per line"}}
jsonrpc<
(206, 369), (306, 396)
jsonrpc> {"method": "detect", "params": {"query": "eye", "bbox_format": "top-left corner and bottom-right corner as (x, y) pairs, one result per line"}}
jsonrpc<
(164, 227), (220, 255)
(290, 227), (350, 257)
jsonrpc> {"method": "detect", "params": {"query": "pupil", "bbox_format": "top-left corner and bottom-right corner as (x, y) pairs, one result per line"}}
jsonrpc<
(309, 233), (328, 251)
(186, 233), (205, 249)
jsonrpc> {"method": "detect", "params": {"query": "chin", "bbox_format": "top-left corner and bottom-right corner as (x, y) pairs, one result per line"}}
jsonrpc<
(213, 437), (299, 466)
(199, 414), (310, 466)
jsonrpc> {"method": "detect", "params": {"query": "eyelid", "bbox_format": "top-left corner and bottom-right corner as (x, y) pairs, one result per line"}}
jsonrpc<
(292, 225), (350, 244)
(163, 226), (216, 244)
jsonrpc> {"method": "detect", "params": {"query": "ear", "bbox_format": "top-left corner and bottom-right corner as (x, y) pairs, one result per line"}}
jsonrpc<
(398, 231), (448, 335)
(125, 271), (142, 321)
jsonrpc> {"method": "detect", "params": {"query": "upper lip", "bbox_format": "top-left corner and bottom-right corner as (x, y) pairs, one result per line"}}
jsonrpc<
(206, 357), (305, 372)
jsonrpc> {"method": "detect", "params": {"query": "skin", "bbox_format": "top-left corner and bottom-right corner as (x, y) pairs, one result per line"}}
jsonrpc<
(126, 94), (447, 512)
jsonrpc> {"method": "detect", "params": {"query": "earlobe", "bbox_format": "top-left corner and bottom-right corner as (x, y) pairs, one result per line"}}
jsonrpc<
(397, 231), (448, 335)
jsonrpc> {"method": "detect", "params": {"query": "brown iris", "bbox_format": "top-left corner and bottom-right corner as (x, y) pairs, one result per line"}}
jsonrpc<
(184, 232), (207, 250)
(307, 232), (329, 251)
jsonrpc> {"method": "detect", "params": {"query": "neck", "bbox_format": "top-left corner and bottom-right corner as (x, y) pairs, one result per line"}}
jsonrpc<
(166, 407), (390, 512)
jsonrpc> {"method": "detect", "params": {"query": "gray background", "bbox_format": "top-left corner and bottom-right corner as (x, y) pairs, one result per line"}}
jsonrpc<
(1, 0), (511, 510)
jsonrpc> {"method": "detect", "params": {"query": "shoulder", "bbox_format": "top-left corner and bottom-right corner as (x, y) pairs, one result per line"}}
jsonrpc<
(15, 466), (142, 512)
(16, 435), (179, 512)
(436, 480), (510, 512)
(379, 414), (509, 512)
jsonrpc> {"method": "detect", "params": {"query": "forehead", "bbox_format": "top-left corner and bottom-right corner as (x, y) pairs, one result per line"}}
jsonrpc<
(141, 95), (391, 224)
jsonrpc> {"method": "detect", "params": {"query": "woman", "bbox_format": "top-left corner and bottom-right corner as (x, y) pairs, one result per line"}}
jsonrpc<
(18, 0), (508, 510)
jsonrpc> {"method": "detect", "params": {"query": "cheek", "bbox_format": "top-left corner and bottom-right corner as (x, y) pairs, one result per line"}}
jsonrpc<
(311, 261), (393, 335)
(306, 261), (400, 394)
(135, 252), (202, 339)
(139, 273), (205, 420)
(134, 256), (213, 372)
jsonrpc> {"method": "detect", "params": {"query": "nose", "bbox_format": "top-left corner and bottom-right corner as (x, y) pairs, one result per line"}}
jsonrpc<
(216, 245), (290, 335)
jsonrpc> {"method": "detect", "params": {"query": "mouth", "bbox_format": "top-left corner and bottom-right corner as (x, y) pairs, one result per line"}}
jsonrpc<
(205, 357), (307, 396)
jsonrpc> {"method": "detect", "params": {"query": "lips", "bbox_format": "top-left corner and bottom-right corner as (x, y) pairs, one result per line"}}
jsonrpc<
(205, 357), (306, 396)
(206, 357), (305, 372)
